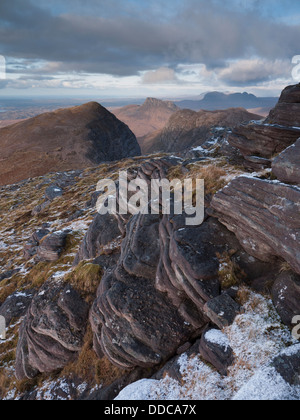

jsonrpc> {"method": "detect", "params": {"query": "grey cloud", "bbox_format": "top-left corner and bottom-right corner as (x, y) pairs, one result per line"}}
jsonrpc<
(217, 59), (293, 86)
(0, 0), (299, 79)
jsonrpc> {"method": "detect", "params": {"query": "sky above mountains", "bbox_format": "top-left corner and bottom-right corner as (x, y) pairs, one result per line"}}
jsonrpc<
(0, 0), (300, 98)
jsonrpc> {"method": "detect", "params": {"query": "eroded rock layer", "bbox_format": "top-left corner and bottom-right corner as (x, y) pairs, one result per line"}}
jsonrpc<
(16, 281), (89, 380)
(228, 84), (300, 160)
(210, 176), (300, 275)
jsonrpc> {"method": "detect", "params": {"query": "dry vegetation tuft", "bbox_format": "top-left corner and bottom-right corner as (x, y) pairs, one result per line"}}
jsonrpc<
(64, 261), (103, 302)
(61, 327), (125, 387)
(217, 251), (247, 290)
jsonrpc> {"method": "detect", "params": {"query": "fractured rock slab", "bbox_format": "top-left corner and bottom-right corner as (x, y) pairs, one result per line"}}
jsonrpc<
(210, 176), (300, 275)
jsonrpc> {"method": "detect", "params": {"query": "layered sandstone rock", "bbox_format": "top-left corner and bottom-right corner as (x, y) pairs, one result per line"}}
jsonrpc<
(16, 281), (89, 380)
(228, 123), (300, 159)
(87, 159), (260, 370)
(210, 176), (300, 275)
(272, 139), (300, 185)
(228, 84), (300, 161)
(266, 84), (300, 127)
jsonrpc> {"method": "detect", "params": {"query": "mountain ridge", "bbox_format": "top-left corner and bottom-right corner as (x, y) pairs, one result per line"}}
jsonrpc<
(0, 102), (141, 186)
(176, 91), (278, 111)
(140, 107), (263, 154)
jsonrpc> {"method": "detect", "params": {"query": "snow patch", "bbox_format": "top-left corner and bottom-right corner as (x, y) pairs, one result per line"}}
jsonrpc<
(115, 290), (298, 401)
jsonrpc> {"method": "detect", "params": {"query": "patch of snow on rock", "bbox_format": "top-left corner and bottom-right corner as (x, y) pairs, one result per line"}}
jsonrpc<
(115, 290), (298, 401)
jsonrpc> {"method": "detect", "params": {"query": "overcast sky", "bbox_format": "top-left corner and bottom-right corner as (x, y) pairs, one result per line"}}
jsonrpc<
(0, 0), (300, 98)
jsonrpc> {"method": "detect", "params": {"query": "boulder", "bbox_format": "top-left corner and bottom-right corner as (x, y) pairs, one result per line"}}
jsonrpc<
(272, 139), (300, 185)
(31, 200), (51, 216)
(271, 344), (300, 386)
(23, 239), (39, 261)
(23, 228), (50, 260)
(203, 294), (240, 329)
(210, 176), (300, 275)
(228, 84), (300, 159)
(16, 281), (89, 380)
(0, 290), (35, 326)
(266, 84), (300, 128)
(45, 185), (63, 202)
(32, 229), (51, 243)
(37, 231), (68, 262)
(272, 271), (300, 327)
(199, 329), (234, 376)
(228, 123), (300, 159)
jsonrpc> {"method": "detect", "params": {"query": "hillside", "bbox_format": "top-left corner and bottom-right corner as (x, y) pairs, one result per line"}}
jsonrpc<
(142, 107), (262, 154)
(0, 102), (141, 186)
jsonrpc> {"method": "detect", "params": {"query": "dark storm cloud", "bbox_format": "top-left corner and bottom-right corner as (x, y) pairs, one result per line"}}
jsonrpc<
(0, 0), (299, 81)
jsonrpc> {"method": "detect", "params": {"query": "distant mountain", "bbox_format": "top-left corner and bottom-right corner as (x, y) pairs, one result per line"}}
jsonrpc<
(111, 97), (179, 140)
(176, 92), (278, 112)
(142, 107), (262, 154)
(0, 102), (141, 185)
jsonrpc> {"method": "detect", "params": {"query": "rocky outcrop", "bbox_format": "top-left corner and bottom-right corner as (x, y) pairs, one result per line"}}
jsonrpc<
(16, 280), (89, 380)
(45, 185), (63, 202)
(210, 176), (300, 275)
(90, 212), (197, 370)
(74, 157), (179, 266)
(228, 123), (300, 159)
(89, 207), (257, 371)
(0, 102), (141, 186)
(84, 153), (288, 371)
(228, 84), (300, 161)
(266, 85), (300, 128)
(272, 271), (300, 327)
(272, 139), (300, 185)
